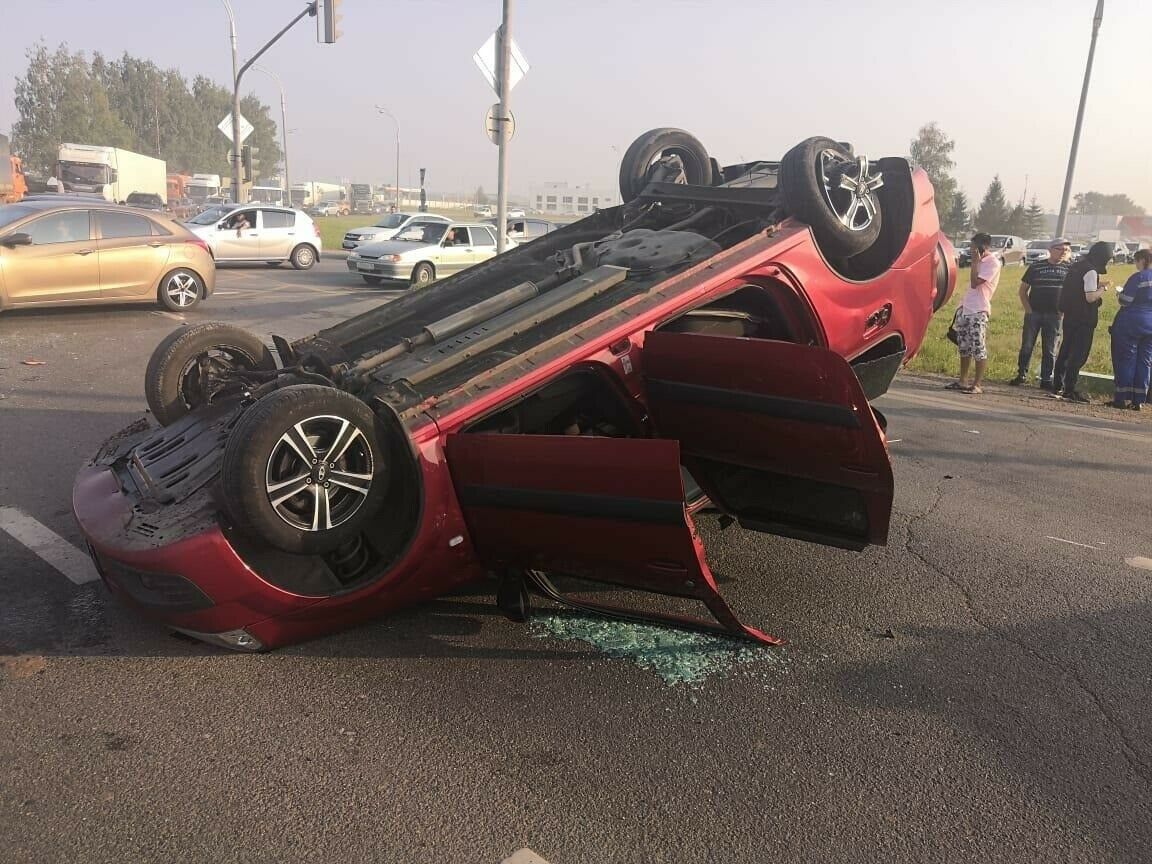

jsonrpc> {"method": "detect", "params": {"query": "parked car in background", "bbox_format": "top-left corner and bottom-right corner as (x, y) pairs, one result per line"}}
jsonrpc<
(346, 220), (501, 286)
(307, 202), (342, 217)
(473, 204), (493, 218)
(988, 234), (1025, 265)
(0, 199), (214, 312)
(167, 198), (197, 220)
(1108, 242), (1132, 264)
(73, 128), (954, 652)
(955, 240), (971, 267)
(341, 211), (451, 251)
(125, 192), (165, 211)
(484, 216), (556, 243)
(507, 207), (526, 219)
(1024, 239), (1054, 265)
(186, 205), (321, 270)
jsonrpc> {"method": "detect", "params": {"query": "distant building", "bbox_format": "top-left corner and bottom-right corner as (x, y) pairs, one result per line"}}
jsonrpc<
(1041, 213), (1121, 241)
(1118, 216), (1152, 243)
(528, 182), (618, 216)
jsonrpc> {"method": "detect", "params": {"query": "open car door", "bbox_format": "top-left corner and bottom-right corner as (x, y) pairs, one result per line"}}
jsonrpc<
(642, 330), (894, 550)
(444, 433), (780, 644)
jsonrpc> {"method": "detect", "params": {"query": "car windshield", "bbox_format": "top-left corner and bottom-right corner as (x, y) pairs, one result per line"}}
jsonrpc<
(989, 236), (1009, 248)
(126, 194), (157, 204)
(59, 162), (110, 185)
(1027, 240), (1050, 250)
(374, 213), (409, 229)
(399, 223), (447, 243)
(187, 207), (228, 225)
(0, 205), (35, 230)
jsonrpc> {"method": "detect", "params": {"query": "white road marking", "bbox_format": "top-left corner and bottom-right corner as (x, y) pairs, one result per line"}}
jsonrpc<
(213, 290), (242, 295)
(1045, 536), (1100, 550)
(501, 851), (551, 864)
(150, 311), (185, 322)
(1125, 556), (1152, 570)
(0, 507), (99, 584)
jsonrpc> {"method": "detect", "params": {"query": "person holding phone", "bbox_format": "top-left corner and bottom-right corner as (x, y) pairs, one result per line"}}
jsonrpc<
(1052, 241), (1113, 403)
(945, 232), (1002, 394)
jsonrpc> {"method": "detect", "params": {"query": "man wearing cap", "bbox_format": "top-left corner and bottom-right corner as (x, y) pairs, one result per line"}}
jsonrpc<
(1011, 239), (1071, 389)
(1052, 240), (1113, 403)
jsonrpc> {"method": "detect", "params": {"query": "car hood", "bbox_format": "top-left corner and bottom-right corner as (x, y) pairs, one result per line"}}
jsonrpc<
(347, 225), (399, 239)
(353, 237), (435, 257)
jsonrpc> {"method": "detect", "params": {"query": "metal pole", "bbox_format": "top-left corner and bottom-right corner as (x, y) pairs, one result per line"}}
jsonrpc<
(253, 65), (289, 203)
(495, 0), (513, 253)
(221, 0), (241, 203)
(375, 106), (400, 210)
(1056, 0), (1104, 239)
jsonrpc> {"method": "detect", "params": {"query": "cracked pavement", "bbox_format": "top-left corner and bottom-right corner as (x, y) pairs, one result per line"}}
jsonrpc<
(1, 274), (1150, 864)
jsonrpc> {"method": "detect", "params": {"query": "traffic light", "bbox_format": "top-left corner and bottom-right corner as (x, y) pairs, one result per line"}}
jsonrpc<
(316, 0), (342, 44)
(241, 145), (259, 183)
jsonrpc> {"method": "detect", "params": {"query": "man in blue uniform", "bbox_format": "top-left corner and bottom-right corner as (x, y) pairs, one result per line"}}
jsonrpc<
(1110, 248), (1152, 410)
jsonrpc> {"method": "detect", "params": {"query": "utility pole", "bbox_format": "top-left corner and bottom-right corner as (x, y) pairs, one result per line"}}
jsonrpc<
(1056, 0), (1104, 239)
(495, 0), (513, 253)
(253, 65), (289, 203)
(375, 106), (400, 211)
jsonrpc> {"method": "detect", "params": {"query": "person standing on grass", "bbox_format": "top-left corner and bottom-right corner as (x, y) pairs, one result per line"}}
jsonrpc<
(1051, 241), (1113, 403)
(1109, 248), (1152, 411)
(1011, 238), (1071, 389)
(945, 232), (1002, 395)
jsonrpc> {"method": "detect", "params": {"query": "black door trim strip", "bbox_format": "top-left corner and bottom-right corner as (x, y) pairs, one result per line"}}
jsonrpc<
(646, 378), (861, 428)
(458, 484), (684, 524)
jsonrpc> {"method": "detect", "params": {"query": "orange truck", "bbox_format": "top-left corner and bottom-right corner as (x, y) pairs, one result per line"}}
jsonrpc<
(167, 172), (190, 201)
(0, 133), (28, 204)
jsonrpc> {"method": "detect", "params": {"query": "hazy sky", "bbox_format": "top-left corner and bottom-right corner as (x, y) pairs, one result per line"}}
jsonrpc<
(2, 0), (1149, 210)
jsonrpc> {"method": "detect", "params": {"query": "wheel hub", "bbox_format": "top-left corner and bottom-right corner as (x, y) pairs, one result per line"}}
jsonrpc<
(819, 151), (884, 232)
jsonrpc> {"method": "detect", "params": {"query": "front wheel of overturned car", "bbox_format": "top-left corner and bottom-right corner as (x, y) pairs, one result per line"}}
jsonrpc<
(290, 244), (317, 270)
(220, 384), (390, 555)
(779, 136), (883, 259)
(158, 268), (205, 313)
(618, 127), (713, 203)
(145, 322), (277, 426)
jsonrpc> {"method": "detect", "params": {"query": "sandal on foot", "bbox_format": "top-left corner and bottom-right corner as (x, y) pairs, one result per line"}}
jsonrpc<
(961, 385), (983, 395)
(944, 381), (966, 391)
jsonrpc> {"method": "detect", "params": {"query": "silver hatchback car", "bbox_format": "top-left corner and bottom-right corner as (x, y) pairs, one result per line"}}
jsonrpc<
(346, 221), (503, 287)
(186, 205), (323, 269)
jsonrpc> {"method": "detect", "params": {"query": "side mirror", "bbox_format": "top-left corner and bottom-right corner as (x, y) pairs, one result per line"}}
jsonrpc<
(0, 233), (32, 248)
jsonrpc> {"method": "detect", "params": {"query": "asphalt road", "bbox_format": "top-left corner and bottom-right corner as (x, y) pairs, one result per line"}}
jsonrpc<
(1, 261), (1150, 864)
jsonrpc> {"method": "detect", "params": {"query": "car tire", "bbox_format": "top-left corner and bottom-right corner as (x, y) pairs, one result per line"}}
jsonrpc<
(361, 275), (383, 285)
(779, 136), (883, 258)
(145, 322), (276, 426)
(220, 385), (391, 555)
(618, 128), (713, 203)
(290, 244), (318, 270)
(158, 268), (205, 313)
(411, 262), (435, 288)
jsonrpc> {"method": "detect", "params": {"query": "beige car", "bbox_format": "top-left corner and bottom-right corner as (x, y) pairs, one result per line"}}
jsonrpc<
(0, 200), (215, 313)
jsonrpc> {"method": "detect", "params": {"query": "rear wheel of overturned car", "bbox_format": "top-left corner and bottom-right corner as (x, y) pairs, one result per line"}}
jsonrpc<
(618, 127), (713, 203)
(220, 385), (390, 555)
(158, 269), (205, 313)
(361, 275), (383, 285)
(410, 262), (435, 288)
(145, 322), (277, 426)
(290, 244), (317, 270)
(779, 136), (883, 259)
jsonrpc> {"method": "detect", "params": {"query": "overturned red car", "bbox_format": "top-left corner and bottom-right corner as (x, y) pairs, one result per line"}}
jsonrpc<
(74, 129), (954, 651)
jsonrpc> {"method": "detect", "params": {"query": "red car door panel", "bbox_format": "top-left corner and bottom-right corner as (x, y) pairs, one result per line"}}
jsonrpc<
(444, 433), (779, 644)
(642, 330), (893, 550)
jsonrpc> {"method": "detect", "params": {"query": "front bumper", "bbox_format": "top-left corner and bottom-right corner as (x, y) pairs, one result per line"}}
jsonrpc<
(346, 259), (407, 280)
(73, 464), (320, 648)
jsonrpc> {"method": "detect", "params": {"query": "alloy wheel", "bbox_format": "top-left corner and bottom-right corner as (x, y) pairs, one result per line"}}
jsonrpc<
(264, 414), (374, 532)
(818, 151), (884, 233)
(164, 272), (200, 308)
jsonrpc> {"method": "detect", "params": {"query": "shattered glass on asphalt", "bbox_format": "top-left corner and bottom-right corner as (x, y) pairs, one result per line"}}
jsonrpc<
(531, 612), (781, 686)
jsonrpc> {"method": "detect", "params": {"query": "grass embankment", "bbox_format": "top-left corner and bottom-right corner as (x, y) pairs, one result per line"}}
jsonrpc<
(907, 262), (1137, 381)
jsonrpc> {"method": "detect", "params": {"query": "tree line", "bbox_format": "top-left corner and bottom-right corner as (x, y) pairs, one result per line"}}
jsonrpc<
(11, 43), (283, 180)
(908, 122), (1144, 239)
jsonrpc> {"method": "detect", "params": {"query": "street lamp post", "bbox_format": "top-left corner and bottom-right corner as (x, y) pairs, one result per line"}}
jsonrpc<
(375, 105), (400, 211)
(1056, 0), (1105, 240)
(252, 64), (289, 203)
(220, 0), (242, 202)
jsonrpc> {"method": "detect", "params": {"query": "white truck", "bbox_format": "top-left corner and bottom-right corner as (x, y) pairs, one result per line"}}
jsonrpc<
(56, 144), (167, 203)
(290, 181), (347, 213)
(186, 173), (224, 204)
(250, 184), (286, 205)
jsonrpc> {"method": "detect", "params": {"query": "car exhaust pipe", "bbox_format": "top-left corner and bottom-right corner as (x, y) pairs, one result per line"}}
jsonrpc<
(345, 272), (573, 382)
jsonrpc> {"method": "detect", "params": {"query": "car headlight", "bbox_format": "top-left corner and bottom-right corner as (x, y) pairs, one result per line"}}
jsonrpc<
(385, 254), (402, 263)
(348, 252), (360, 259)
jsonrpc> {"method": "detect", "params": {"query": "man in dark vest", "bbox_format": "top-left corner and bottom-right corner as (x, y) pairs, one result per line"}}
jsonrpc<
(1052, 241), (1113, 402)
